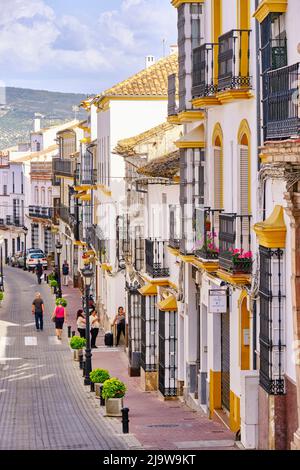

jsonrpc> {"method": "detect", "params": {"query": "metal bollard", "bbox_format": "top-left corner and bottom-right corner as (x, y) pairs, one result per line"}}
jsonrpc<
(100, 385), (105, 406)
(79, 354), (84, 369)
(82, 361), (86, 377)
(68, 326), (71, 338)
(72, 331), (75, 337)
(121, 408), (129, 434)
(90, 382), (95, 393)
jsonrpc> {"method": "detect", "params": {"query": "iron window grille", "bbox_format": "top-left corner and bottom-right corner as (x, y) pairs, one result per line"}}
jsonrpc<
(194, 207), (223, 260)
(127, 285), (142, 368)
(259, 246), (286, 395)
(192, 43), (218, 98)
(218, 29), (251, 91)
(141, 295), (158, 372)
(219, 213), (252, 274)
(158, 308), (178, 397)
(145, 239), (169, 278)
(168, 74), (178, 117)
(169, 205), (181, 250)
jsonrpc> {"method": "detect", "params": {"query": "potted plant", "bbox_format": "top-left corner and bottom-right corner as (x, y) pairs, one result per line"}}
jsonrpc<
(50, 279), (58, 293)
(102, 377), (127, 417)
(70, 336), (86, 361)
(55, 297), (68, 307)
(89, 368), (110, 394)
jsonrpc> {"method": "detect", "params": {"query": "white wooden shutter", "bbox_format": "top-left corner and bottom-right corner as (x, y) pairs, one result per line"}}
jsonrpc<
(239, 145), (249, 215)
(214, 147), (222, 209)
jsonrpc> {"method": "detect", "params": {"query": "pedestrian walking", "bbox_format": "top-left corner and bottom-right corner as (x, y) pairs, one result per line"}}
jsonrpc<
(113, 306), (126, 347)
(35, 261), (43, 284)
(62, 260), (69, 286)
(77, 309), (86, 338)
(32, 292), (44, 332)
(51, 301), (67, 340)
(90, 307), (100, 348)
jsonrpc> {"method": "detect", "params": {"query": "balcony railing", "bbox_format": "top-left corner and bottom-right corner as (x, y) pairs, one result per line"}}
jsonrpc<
(145, 239), (169, 278)
(53, 158), (76, 178)
(58, 204), (77, 232)
(219, 213), (252, 274)
(194, 207), (223, 260)
(266, 62), (300, 140)
(29, 205), (52, 219)
(218, 29), (251, 92)
(168, 73), (178, 116)
(169, 205), (181, 250)
(87, 225), (107, 263)
(192, 43), (218, 99)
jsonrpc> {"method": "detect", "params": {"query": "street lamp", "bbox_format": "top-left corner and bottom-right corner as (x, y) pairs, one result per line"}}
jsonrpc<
(81, 266), (93, 386)
(55, 240), (63, 298)
(23, 226), (28, 271)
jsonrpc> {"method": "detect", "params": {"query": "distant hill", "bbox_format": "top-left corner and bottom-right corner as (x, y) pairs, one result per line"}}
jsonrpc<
(0, 87), (88, 150)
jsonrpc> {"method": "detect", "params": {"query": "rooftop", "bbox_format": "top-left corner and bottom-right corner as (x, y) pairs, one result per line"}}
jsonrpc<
(137, 150), (180, 179)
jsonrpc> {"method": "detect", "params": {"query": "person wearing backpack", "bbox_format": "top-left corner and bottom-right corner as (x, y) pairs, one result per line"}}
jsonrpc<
(62, 260), (69, 286)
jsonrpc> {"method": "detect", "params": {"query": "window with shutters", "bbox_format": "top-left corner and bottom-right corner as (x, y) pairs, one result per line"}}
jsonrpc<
(239, 145), (249, 216)
(213, 147), (223, 210)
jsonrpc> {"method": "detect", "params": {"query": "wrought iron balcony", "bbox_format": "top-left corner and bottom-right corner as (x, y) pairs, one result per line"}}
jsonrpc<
(29, 205), (52, 219)
(266, 62), (300, 140)
(53, 158), (76, 178)
(218, 29), (251, 92)
(145, 239), (169, 278)
(86, 224), (107, 263)
(194, 207), (223, 260)
(58, 204), (77, 232)
(168, 73), (178, 117)
(219, 213), (252, 274)
(192, 43), (218, 99)
(169, 205), (181, 250)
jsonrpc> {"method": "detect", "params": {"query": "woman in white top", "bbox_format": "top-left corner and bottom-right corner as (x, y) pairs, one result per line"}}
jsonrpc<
(90, 307), (100, 349)
(76, 309), (86, 338)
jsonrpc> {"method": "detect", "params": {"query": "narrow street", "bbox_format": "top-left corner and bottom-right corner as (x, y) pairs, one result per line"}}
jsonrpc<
(0, 267), (128, 450)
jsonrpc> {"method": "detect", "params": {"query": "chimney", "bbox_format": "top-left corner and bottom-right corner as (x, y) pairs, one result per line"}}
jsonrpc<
(170, 45), (178, 55)
(145, 55), (156, 69)
(34, 113), (42, 132)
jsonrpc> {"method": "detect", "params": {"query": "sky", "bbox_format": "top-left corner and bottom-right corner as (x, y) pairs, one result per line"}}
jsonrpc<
(0, 0), (177, 95)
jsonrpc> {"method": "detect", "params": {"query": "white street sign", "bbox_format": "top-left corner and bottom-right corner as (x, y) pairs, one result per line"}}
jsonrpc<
(209, 289), (227, 313)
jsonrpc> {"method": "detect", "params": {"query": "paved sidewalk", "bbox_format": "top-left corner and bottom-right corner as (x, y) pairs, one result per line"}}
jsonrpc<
(59, 280), (238, 451)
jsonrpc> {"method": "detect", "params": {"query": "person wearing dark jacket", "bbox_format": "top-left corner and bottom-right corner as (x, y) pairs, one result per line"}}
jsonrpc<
(35, 261), (43, 284)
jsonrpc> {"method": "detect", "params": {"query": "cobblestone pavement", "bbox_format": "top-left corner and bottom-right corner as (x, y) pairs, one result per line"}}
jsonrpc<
(0, 267), (130, 450)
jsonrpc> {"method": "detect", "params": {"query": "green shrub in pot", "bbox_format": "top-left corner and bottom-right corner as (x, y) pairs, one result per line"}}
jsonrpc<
(90, 369), (110, 384)
(102, 378), (126, 399)
(70, 336), (86, 350)
(55, 297), (68, 307)
(50, 280), (58, 288)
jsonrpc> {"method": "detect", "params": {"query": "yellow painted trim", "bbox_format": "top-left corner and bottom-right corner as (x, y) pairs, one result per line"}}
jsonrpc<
(80, 137), (91, 144)
(138, 283), (158, 296)
(74, 185), (96, 192)
(175, 141), (205, 149)
(212, 122), (224, 209)
(167, 115), (182, 125)
(173, 175), (180, 184)
(216, 90), (253, 104)
(253, 0), (288, 23)
(238, 119), (252, 214)
(141, 274), (178, 290)
(74, 191), (87, 199)
(212, 0), (222, 84)
(191, 258), (219, 273)
(253, 205), (287, 248)
(239, 290), (250, 371)
(238, 0), (251, 78)
(179, 254), (196, 263)
(167, 246), (180, 256)
(79, 194), (91, 202)
(171, 0), (204, 8)
(217, 269), (251, 285)
(97, 184), (112, 197)
(101, 263), (112, 272)
(157, 295), (178, 312)
(177, 110), (205, 123)
(209, 370), (222, 416)
(74, 240), (86, 247)
(192, 96), (221, 108)
(229, 391), (241, 433)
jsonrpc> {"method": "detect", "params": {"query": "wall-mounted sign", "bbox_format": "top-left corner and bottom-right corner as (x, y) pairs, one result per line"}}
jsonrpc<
(208, 289), (227, 313)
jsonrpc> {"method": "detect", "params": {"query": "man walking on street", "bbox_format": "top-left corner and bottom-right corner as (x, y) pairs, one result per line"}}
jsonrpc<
(62, 260), (69, 286)
(36, 261), (43, 285)
(32, 292), (44, 332)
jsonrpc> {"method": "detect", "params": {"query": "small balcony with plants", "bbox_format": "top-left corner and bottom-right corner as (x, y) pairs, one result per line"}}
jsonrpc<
(218, 213), (253, 281)
(217, 29), (252, 103)
(145, 238), (170, 279)
(194, 208), (223, 268)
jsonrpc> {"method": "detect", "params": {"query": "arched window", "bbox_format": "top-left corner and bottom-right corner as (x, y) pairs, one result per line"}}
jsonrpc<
(34, 186), (39, 205)
(41, 187), (45, 206)
(238, 119), (251, 215)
